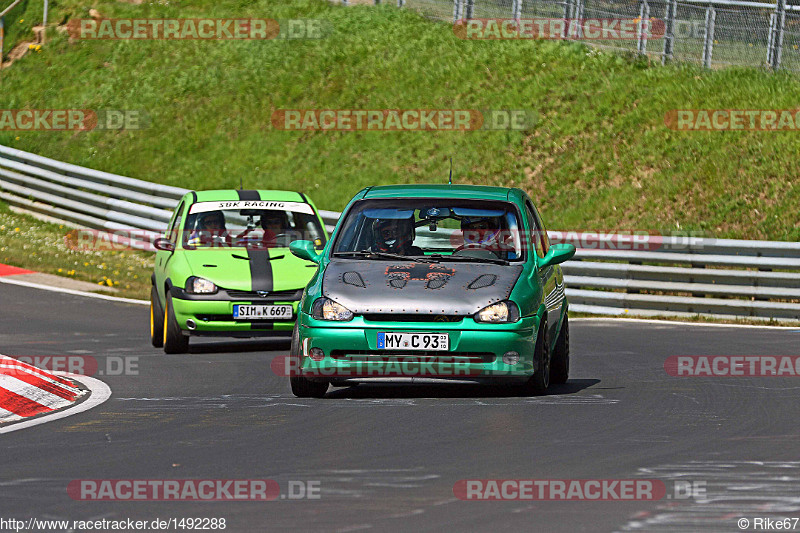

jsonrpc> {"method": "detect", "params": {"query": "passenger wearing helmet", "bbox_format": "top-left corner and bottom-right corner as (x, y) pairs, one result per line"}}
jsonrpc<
(456, 216), (515, 259)
(371, 217), (424, 256)
(187, 211), (229, 246)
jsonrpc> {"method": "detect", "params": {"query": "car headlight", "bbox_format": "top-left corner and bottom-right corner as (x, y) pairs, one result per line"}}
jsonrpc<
(186, 276), (218, 295)
(474, 301), (520, 323)
(312, 298), (354, 321)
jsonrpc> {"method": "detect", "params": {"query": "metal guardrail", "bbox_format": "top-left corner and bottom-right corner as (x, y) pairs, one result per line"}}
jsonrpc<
(1, 144), (798, 321)
(340, 0), (800, 72)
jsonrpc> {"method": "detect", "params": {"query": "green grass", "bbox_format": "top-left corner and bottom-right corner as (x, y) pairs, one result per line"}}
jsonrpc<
(1, 0), (799, 242)
(0, 203), (153, 299)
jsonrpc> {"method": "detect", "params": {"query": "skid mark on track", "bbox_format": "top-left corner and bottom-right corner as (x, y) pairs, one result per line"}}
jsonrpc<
(617, 461), (800, 532)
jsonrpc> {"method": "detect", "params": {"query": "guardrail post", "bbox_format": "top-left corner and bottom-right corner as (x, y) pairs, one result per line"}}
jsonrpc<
(662, 0), (676, 64)
(562, 0), (573, 38)
(637, 0), (650, 55)
(397, 0), (405, 7)
(453, 0), (463, 22)
(702, 4), (715, 68)
(767, 0), (786, 69)
(574, 0), (585, 39)
(464, 0), (474, 19)
(42, 0), (48, 43)
(512, 0), (522, 21)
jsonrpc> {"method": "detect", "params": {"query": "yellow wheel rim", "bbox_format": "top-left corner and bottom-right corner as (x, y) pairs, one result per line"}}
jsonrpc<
(163, 304), (169, 345)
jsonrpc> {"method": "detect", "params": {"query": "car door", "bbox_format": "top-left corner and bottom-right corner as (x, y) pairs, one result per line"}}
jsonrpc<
(154, 198), (186, 304)
(524, 198), (559, 342)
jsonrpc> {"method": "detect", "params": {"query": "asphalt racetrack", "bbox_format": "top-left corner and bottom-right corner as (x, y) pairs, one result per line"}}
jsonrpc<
(2, 282), (799, 532)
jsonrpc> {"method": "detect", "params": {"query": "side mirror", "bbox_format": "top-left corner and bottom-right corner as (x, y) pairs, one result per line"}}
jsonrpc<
(290, 240), (321, 264)
(538, 243), (576, 268)
(154, 238), (175, 252)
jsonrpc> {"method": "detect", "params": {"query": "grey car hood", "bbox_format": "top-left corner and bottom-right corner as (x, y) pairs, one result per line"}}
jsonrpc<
(322, 259), (523, 315)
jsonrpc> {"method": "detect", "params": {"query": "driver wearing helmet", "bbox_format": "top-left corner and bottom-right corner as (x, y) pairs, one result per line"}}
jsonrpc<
(187, 211), (229, 246)
(372, 217), (424, 256)
(259, 211), (290, 248)
(457, 216), (516, 259)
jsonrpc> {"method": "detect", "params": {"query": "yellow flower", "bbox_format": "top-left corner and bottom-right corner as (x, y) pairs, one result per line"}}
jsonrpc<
(19, 19), (24, 23)
(28, 44), (35, 50)
(15, 137), (20, 141)
(58, 268), (63, 273)
(84, 262), (89, 266)
(14, 227), (20, 232)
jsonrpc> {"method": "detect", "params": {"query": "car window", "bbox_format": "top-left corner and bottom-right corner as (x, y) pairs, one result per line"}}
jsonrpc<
(180, 202), (326, 249)
(525, 200), (547, 259)
(167, 201), (185, 244)
(332, 199), (525, 261)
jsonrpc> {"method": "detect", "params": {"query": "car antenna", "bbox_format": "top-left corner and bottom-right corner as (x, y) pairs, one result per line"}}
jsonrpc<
(449, 157), (453, 185)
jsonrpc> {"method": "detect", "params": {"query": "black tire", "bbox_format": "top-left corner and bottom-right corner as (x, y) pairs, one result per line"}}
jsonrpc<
(289, 323), (328, 398)
(525, 321), (551, 395)
(150, 285), (164, 348)
(163, 293), (189, 354)
(550, 315), (570, 384)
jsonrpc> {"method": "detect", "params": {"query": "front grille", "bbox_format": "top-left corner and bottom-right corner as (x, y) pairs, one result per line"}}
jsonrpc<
(330, 351), (495, 364)
(226, 289), (303, 301)
(362, 314), (464, 323)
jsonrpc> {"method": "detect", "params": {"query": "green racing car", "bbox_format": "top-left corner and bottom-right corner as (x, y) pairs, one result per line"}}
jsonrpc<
(286, 184), (576, 397)
(150, 189), (328, 353)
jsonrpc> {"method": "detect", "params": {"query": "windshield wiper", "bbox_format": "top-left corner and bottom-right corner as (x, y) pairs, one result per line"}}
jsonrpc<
(427, 253), (509, 266)
(332, 251), (433, 263)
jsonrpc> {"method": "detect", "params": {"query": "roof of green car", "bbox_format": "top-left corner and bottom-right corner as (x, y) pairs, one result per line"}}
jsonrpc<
(362, 184), (518, 201)
(190, 190), (308, 203)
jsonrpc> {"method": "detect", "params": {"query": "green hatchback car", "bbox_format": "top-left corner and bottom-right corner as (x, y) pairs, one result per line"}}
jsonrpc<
(150, 189), (328, 353)
(287, 184), (576, 397)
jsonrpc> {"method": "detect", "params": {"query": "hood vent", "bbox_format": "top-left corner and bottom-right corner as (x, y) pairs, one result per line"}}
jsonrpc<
(342, 271), (366, 288)
(426, 277), (449, 290)
(467, 274), (497, 290)
(388, 276), (407, 289)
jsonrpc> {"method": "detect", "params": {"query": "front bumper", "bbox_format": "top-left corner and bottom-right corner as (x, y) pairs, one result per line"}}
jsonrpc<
(170, 288), (300, 336)
(295, 314), (540, 381)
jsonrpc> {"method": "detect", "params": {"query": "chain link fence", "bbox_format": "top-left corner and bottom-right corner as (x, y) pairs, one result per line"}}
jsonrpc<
(339, 0), (800, 72)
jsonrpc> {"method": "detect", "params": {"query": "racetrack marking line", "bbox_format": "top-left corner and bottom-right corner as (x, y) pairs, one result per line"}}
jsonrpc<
(0, 276), (148, 305)
(0, 373), (111, 434)
(571, 316), (799, 330)
(0, 273), (795, 327)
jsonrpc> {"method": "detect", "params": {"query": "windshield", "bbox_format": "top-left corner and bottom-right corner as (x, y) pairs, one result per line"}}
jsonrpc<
(182, 202), (326, 249)
(332, 198), (524, 261)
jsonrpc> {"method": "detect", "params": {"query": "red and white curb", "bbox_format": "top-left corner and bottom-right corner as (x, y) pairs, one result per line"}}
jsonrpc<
(0, 355), (111, 434)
